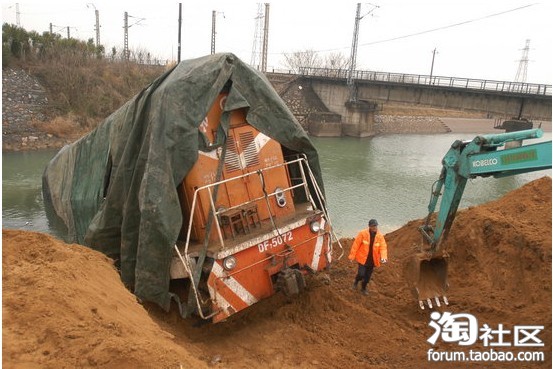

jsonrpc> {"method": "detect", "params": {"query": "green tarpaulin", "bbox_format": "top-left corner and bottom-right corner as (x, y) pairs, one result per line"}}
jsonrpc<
(42, 53), (324, 310)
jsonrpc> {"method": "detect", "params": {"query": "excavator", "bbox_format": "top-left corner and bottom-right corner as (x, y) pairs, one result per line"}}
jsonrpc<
(405, 128), (552, 309)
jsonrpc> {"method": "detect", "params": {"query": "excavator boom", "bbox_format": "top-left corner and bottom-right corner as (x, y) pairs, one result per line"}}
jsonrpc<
(406, 128), (552, 309)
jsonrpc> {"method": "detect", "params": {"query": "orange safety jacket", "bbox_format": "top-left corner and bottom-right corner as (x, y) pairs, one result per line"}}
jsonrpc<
(348, 228), (388, 267)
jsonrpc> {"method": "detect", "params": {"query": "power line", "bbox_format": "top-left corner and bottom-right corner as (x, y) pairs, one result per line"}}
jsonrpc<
(276, 3), (537, 56)
(359, 3), (537, 48)
(179, 2), (539, 61)
(51, 24), (78, 38)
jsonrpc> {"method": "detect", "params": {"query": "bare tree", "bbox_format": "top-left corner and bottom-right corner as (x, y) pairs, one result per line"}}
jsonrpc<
(324, 52), (349, 70)
(282, 49), (322, 72)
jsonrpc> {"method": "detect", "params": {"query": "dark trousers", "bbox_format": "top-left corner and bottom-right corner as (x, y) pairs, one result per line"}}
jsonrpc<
(354, 263), (374, 290)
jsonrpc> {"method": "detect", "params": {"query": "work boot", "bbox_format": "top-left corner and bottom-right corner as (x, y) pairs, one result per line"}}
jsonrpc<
(361, 289), (369, 296)
(352, 281), (359, 291)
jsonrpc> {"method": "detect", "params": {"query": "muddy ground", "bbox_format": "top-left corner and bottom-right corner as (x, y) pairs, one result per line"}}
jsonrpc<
(2, 177), (551, 369)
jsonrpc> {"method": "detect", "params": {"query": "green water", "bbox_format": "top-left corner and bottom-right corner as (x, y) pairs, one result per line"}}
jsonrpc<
(2, 150), (64, 236)
(2, 133), (551, 239)
(311, 133), (552, 237)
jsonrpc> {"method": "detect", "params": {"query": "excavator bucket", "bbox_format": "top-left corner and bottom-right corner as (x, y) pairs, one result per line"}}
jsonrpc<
(404, 253), (449, 309)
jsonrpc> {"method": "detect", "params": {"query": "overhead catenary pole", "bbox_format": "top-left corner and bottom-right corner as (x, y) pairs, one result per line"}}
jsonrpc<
(178, 3), (182, 63)
(211, 10), (225, 55)
(347, 3), (361, 95)
(261, 3), (270, 73)
(84, 4), (100, 47)
(94, 9), (100, 47)
(51, 24), (74, 39)
(123, 12), (129, 60)
(429, 48), (437, 84)
(211, 10), (216, 54)
(16, 3), (20, 26)
(347, 3), (378, 101)
(122, 12), (145, 61)
(87, 4), (100, 47)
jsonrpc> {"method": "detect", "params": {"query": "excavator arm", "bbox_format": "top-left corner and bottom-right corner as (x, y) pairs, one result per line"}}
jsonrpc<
(407, 128), (552, 309)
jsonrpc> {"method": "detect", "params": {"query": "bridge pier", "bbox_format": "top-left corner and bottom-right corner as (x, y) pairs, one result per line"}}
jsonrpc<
(495, 118), (534, 148)
(342, 100), (378, 137)
(268, 70), (552, 125)
(306, 112), (342, 137)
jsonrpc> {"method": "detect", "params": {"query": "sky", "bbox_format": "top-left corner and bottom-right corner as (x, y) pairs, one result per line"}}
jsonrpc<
(2, 0), (552, 84)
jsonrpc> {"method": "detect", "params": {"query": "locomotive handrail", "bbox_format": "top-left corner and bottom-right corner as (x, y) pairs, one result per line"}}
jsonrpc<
(173, 156), (325, 319)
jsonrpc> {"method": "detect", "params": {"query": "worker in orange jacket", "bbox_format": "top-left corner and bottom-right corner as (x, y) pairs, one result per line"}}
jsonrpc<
(348, 219), (388, 295)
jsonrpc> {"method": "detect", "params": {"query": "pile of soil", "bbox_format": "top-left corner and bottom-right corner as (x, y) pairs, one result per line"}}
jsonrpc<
(3, 177), (551, 368)
(2, 231), (207, 369)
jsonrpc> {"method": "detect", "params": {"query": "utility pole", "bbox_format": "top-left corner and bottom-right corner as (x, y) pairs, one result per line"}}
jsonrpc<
(514, 39), (530, 83)
(122, 12), (145, 61)
(211, 10), (224, 55)
(51, 24), (75, 39)
(124, 12), (129, 60)
(8, 3), (21, 26)
(87, 4), (100, 47)
(211, 10), (216, 54)
(347, 3), (378, 101)
(429, 48), (437, 84)
(347, 3), (361, 98)
(261, 3), (270, 73)
(178, 3), (182, 62)
(16, 3), (20, 26)
(94, 9), (100, 47)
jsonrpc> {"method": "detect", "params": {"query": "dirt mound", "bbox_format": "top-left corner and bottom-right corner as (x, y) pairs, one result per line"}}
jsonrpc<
(443, 176), (551, 310)
(3, 177), (551, 368)
(2, 230), (208, 369)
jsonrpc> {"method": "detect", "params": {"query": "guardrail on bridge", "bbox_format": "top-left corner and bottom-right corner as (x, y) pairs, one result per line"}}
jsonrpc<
(269, 67), (551, 96)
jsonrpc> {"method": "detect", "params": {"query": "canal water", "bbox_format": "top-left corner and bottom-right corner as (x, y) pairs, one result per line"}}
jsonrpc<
(2, 132), (551, 240)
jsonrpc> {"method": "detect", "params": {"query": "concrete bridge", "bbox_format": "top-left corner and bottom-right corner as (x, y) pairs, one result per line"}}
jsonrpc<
(267, 68), (552, 137)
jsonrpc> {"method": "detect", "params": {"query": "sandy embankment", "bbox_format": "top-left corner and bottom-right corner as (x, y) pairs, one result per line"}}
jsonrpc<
(3, 177), (552, 369)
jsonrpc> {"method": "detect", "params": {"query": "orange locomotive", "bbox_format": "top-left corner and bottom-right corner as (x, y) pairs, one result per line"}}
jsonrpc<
(170, 93), (340, 323)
